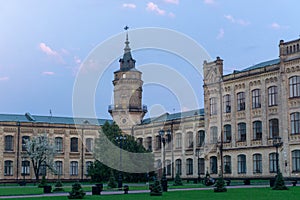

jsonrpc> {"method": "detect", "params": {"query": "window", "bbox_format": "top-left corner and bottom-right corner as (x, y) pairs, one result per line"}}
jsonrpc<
(146, 137), (152, 151)
(186, 158), (193, 175)
(268, 86), (278, 106)
(224, 125), (231, 142)
(223, 94), (231, 113)
(55, 137), (63, 152)
(39, 162), (47, 176)
(22, 136), (30, 151)
(175, 133), (182, 149)
(85, 161), (93, 175)
(238, 123), (246, 142)
(291, 112), (300, 134)
(237, 92), (245, 111)
(85, 138), (93, 152)
(252, 89), (261, 108)
(4, 161), (13, 176)
(175, 159), (182, 175)
(292, 150), (300, 172)
(70, 161), (78, 176)
(253, 154), (262, 173)
(70, 137), (78, 152)
(253, 121), (262, 140)
(137, 138), (143, 146)
(238, 154), (246, 174)
(197, 130), (205, 147)
(269, 119), (279, 138)
(289, 76), (300, 98)
(21, 160), (30, 175)
(210, 97), (217, 115)
(210, 126), (218, 144)
(224, 156), (231, 174)
(55, 161), (63, 176)
(155, 135), (161, 150)
(210, 156), (217, 174)
(199, 158), (205, 175)
(187, 132), (193, 148)
(166, 160), (171, 176)
(5, 135), (14, 151)
(269, 153), (277, 173)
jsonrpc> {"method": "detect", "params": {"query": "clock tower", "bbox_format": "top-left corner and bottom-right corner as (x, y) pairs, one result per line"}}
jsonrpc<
(108, 29), (147, 134)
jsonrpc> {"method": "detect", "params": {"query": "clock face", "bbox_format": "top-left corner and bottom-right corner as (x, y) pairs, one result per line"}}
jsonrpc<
(122, 118), (127, 124)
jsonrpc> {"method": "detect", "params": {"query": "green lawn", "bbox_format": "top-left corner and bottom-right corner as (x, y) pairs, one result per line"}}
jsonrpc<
(0, 187), (299, 200)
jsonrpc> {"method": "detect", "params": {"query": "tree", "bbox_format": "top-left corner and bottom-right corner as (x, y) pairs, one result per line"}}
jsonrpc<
(24, 133), (56, 182)
(273, 171), (288, 190)
(214, 174), (227, 192)
(68, 181), (85, 199)
(173, 173), (183, 186)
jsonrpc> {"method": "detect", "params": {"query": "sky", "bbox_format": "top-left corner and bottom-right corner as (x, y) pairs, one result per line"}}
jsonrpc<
(0, 0), (299, 120)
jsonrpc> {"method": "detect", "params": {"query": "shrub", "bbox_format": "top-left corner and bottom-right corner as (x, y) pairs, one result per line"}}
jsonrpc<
(53, 179), (64, 192)
(150, 180), (162, 196)
(272, 172), (288, 190)
(214, 174), (227, 192)
(38, 175), (47, 188)
(173, 173), (183, 186)
(68, 181), (86, 199)
(107, 171), (117, 189)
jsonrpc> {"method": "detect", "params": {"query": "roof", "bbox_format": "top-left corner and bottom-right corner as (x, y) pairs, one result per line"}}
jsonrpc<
(141, 108), (204, 124)
(233, 58), (280, 73)
(0, 113), (111, 126)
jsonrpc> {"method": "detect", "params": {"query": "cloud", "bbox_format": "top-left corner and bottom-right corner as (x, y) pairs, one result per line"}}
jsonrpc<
(74, 56), (81, 64)
(39, 42), (64, 63)
(168, 12), (176, 18)
(146, 2), (166, 15)
(0, 76), (9, 81)
(216, 28), (224, 39)
(123, 3), (136, 9)
(204, 0), (216, 5)
(42, 71), (55, 76)
(270, 22), (288, 30)
(224, 15), (250, 26)
(164, 0), (179, 4)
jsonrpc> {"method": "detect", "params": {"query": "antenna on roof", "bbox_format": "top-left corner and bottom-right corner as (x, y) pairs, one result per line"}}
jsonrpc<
(49, 109), (52, 118)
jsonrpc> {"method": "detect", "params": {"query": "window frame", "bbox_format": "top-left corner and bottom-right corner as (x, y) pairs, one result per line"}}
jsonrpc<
(252, 89), (261, 109)
(268, 86), (278, 106)
(237, 154), (246, 174)
(70, 161), (79, 176)
(253, 154), (262, 174)
(269, 119), (279, 139)
(186, 158), (193, 175)
(291, 112), (300, 135)
(70, 137), (79, 152)
(253, 121), (262, 140)
(223, 94), (231, 113)
(289, 76), (300, 98)
(238, 123), (246, 142)
(237, 92), (246, 111)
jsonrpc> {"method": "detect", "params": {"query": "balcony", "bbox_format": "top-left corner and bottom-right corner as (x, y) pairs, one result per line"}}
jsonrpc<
(108, 104), (147, 113)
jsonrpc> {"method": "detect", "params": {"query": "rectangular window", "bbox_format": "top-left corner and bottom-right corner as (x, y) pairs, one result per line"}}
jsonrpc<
(70, 138), (78, 152)
(22, 136), (30, 151)
(237, 92), (245, 111)
(199, 158), (205, 175)
(155, 135), (161, 150)
(292, 150), (300, 172)
(70, 161), (78, 176)
(269, 119), (279, 138)
(210, 97), (217, 115)
(253, 121), (262, 140)
(21, 160), (30, 175)
(238, 123), (246, 142)
(224, 156), (231, 174)
(166, 160), (171, 176)
(85, 161), (93, 175)
(4, 161), (13, 176)
(55, 137), (63, 152)
(175, 159), (182, 175)
(5, 135), (14, 151)
(85, 138), (93, 152)
(175, 134), (182, 149)
(289, 76), (300, 98)
(210, 127), (218, 144)
(269, 153), (277, 173)
(291, 112), (300, 134)
(210, 156), (217, 174)
(55, 161), (63, 176)
(187, 132), (193, 148)
(224, 125), (232, 143)
(268, 86), (278, 106)
(146, 137), (152, 151)
(253, 154), (262, 173)
(252, 89), (261, 108)
(198, 131), (205, 147)
(186, 159), (193, 175)
(223, 95), (231, 113)
(238, 155), (246, 174)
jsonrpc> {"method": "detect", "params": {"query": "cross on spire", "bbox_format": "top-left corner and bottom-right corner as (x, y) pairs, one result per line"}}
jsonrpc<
(124, 26), (129, 31)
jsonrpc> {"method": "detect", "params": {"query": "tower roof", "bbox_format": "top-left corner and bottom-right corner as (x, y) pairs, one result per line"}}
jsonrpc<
(119, 27), (136, 71)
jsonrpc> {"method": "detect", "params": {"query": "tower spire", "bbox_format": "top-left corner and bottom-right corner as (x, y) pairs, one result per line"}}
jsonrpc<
(119, 26), (136, 71)
(124, 26), (131, 53)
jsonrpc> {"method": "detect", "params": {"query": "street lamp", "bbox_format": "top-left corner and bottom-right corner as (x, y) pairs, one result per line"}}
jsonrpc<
(196, 149), (200, 183)
(273, 136), (283, 174)
(116, 135), (126, 190)
(159, 129), (168, 192)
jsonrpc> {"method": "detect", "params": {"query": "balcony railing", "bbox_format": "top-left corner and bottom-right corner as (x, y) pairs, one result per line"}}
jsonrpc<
(108, 104), (147, 113)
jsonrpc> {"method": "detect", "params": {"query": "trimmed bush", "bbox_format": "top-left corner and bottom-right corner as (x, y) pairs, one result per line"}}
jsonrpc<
(214, 174), (227, 192)
(68, 182), (86, 199)
(272, 172), (288, 190)
(173, 173), (183, 186)
(150, 180), (162, 196)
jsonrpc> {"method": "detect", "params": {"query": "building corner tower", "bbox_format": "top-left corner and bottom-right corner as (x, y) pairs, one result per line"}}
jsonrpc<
(108, 30), (147, 134)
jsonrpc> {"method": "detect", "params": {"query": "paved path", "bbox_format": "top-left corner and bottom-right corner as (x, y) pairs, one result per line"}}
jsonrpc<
(0, 184), (297, 199)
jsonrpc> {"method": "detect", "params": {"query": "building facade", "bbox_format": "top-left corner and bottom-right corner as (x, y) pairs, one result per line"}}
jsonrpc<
(1, 35), (300, 182)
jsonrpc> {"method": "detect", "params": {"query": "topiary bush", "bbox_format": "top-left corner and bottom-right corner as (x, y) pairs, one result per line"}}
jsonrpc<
(173, 173), (183, 186)
(273, 172), (288, 190)
(53, 179), (64, 192)
(38, 175), (47, 188)
(68, 181), (86, 199)
(214, 174), (227, 192)
(150, 180), (162, 196)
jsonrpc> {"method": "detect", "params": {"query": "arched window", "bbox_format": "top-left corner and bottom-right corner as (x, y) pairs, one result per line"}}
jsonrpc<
(166, 160), (171, 176)
(291, 112), (300, 134)
(237, 92), (245, 111)
(223, 94), (231, 113)
(269, 119), (279, 138)
(175, 133), (182, 149)
(253, 154), (262, 173)
(146, 137), (152, 151)
(297, 44), (300, 52)
(269, 153), (277, 173)
(252, 89), (261, 108)
(155, 135), (161, 150)
(186, 158), (193, 175)
(70, 137), (78, 152)
(268, 86), (278, 106)
(224, 155), (231, 174)
(4, 160), (13, 176)
(55, 137), (63, 152)
(238, 154), (246, 174)
(210, 156), (217, 174)
(186, 132), (193, 148)
(175, 159), (182, 175)
(253, 121), (262, 140)
(224, 125), (231, 142)
(289, 76), (300, 98)
(197, 130), (205, 147)
(292, 150), (300, 172)
(238, 123), (246, 142)
(198, 158), (205, 175)
(210, 126), (218, 144)
(5, 135), (14, 151)
(286, 46), (289, 54)
(70, 161), (78, 176)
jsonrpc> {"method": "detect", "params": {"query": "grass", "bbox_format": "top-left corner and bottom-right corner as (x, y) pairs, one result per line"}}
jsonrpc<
(0, 187), (299, 200)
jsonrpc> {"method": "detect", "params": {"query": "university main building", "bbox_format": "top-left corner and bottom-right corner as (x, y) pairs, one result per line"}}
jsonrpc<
(1, 34), (300, 182)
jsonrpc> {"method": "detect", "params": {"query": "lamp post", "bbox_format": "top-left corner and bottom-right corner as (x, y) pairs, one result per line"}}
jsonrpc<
(273, 136), (283, 175)
(196, 149), (200, 183)
(116, 135), (126, 190)
(159, 129), (168, 192)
